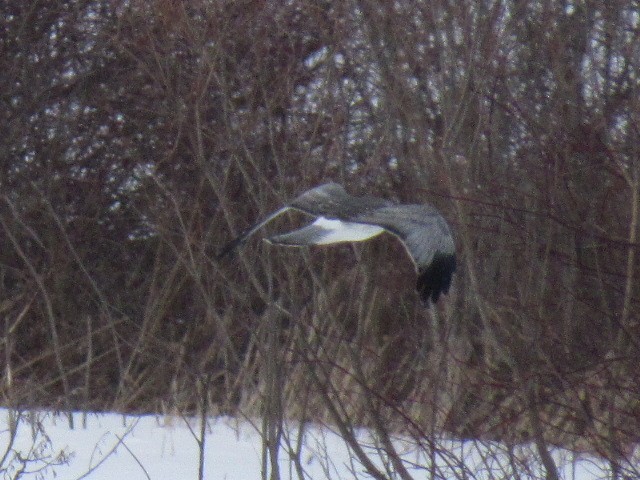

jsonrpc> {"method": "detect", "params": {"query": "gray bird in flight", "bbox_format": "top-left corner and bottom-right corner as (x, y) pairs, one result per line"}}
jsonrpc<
(217, 183), (456, 305)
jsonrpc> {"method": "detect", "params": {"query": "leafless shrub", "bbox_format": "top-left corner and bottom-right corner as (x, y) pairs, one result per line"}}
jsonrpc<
(1, 0), (639, 478)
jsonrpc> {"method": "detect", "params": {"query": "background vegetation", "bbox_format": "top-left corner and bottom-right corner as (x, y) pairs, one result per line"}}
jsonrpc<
(1, 0), (639, 477)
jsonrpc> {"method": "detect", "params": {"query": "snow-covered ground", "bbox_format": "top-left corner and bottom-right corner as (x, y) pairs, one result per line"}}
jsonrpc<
(0, 408), (635, 479)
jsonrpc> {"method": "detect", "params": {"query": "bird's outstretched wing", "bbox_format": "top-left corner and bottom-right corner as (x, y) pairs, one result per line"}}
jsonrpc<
(352, 204), (456, 303)
(216, 183), (351, 259)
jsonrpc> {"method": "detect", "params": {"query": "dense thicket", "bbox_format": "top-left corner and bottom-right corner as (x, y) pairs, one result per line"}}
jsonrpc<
(1, 0), (639, 473)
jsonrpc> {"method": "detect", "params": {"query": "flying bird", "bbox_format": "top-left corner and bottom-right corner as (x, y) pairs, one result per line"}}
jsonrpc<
(217, 183), (456, 305)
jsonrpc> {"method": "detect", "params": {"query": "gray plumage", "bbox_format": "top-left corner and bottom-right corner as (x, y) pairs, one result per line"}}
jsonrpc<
(217, 183), (456, 304)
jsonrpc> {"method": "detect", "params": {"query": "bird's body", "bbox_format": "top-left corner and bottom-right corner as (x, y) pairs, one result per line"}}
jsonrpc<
(218, 183), (456, 305)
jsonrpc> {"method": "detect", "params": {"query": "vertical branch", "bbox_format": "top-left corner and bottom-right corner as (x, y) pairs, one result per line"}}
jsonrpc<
(83, 315), (93, 428)
(260, 308), (283, 480)
(524, 380), (560, 480)
(619, 176), (638, 338)
(197, 375), (209, 480)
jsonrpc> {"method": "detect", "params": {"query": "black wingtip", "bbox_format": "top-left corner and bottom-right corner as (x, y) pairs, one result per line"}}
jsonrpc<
(216, 235), (246, 260)
(416, 254), (456, 306)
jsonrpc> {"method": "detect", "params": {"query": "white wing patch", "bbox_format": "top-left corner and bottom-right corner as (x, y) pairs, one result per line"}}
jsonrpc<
(311, 217), (385, 244)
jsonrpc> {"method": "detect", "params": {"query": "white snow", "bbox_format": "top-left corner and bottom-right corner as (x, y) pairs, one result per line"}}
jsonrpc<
(0, 408), (635, 479)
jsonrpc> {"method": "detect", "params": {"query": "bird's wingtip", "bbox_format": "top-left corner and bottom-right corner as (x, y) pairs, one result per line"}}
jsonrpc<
(416, 253), (456, 305)
(216, 236), (247, 259)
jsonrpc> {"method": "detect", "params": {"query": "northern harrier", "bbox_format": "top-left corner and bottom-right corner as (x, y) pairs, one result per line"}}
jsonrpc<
(218, 183), (456, 305)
